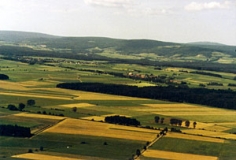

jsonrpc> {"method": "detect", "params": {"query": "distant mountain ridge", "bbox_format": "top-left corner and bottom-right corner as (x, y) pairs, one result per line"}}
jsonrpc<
(0, 31), (235, 59)
(0, 31), (59, 42)
(187, 41), (227, 46)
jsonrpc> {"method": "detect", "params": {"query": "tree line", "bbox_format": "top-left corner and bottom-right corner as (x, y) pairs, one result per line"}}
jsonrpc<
(0, 124), (31, 137)
(189, 71), (222, 78)
(57, 82), (236, 110)
(6, 99), (35, 111)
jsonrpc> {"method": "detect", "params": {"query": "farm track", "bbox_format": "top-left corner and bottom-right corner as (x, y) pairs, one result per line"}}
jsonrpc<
(134, 134), (163, 159)
(30, 118), (66, 139)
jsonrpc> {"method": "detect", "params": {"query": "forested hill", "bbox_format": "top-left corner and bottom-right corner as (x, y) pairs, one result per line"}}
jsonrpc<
(0, 31), (58, 42)
(0, 31), (235, 58)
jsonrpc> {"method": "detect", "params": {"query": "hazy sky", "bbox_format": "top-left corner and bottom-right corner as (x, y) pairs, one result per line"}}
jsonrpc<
(0, 0), (236, 45)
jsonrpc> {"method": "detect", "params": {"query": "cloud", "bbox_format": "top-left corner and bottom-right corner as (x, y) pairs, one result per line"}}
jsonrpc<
(185, 1), (232, 11)
(84, 0), (135, 8)
(84, 0), (172, 17)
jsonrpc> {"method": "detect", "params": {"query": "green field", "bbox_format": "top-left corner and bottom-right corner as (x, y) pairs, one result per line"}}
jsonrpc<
(151, 137), (236, 160)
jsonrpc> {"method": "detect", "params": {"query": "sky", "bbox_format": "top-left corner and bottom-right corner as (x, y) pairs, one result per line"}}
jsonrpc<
(0, 0), (236, 45)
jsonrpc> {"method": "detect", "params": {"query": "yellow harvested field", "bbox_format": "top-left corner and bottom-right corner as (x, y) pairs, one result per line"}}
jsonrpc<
(19, 81), (53, 87)
(137, 104), (236, 120)
(143, 103), (200, 108)
(14, 113), (65, 120)
(45, 118), (157, 141)
(81, 114), (130, 121)
(166, 132), (225, 143)
(186, 121), (212, 129)
(81, 116), (105, 121)
(12, 153), (81, 160)
(60, 103), (95, 108)
(217, 122), (236, 128)
(142, 104), (236, 114)
(204, 125), (230, 132)
(43, 88), (148, 100)
(0, 91), (72, 100)
(182, 129), (236, 140)
(142, 150), (218, 160)
(102, 114), (131, 117)
(0, 80), (29, 91)
(152, 111), (236, 116)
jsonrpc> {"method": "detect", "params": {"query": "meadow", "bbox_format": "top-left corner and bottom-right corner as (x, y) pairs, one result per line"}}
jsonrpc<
(0, 58), (236, 159)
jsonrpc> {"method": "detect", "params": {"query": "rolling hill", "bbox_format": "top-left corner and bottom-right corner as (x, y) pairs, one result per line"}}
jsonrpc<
(0, 31), (235, 61)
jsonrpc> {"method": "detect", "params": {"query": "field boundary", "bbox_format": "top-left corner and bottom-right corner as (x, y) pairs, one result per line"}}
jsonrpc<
(134, 134), (164, 159)
(30, 118), (66, 139)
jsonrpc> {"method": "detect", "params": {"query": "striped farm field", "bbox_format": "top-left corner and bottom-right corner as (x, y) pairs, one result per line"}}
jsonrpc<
(81, 115), (105, 121)
(0, 90), (73, 100)
(142, 103), (199, 108)
(216, 122), (236, 127)
(12, 153), (107, 160)
(19, 80), (54, 87)
(203, 124), (230, 132)
(178, 121), (230, 131)
(60, 103), (95, 108)
(182, 129), (236, 140)
(44, 88), (149, 100)
(44, 118), (157, 142)
(134, 103), (236, 123)
(81, 114), (130, 121)
(142, 150), (218, 160)
(12, 153), (82, 160)
(14, 113), (65, 120)
(166, 132), (225, 143)
(141, 104), (236, 115)
(0, 80), (30, 91)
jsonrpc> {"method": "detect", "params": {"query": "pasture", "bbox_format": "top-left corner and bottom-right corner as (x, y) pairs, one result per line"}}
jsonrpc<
(148, 136), (236, 160)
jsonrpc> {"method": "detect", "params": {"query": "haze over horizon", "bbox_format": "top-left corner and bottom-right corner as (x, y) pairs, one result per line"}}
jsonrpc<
(0, 0), (236, 45)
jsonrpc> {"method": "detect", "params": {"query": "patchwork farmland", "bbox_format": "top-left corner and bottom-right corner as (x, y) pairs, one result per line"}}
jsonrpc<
(0, 56), (236, 160)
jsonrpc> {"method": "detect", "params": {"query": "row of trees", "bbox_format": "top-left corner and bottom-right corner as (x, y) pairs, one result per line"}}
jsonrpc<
(154, 116), (197, 128)
(7, 99), (36, 111)
(170, 118), (183, 126)
(131, 127), (168, 159)
(154, 116), (164, 124)
(190, 71), (222, 78)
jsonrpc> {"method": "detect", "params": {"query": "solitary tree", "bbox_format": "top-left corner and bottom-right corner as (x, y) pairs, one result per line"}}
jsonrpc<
(27, 99), (35, 106)
(163, 127), (168, 133)
(18, 103), (25, 111)
(178, 120), (182, 127)
(40, 146), (44, 151)
(72, 107), (77, 112)
(193, 121), (197, 129)
(160, 118), (164, 124)
(185, 120), (190, 128)
(136, 149), (141, 156)
(154, 116), (160, 123)
(7, 104), (18, 111)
